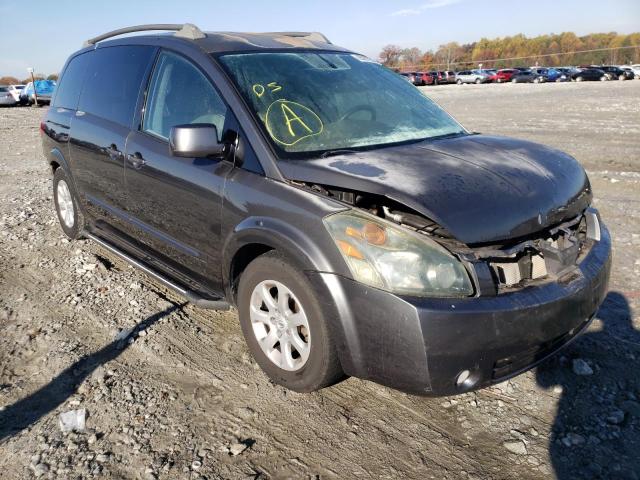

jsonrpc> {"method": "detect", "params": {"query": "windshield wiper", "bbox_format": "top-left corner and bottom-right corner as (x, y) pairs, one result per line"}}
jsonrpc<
(426, 131), (467, 142)
(319, 149), (359, 158)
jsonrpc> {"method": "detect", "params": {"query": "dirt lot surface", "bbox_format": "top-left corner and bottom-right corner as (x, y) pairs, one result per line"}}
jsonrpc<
(1, 80), (639, 480)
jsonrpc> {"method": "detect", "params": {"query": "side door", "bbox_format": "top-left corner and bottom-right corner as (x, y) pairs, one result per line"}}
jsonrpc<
(123, 49), (234, 292)
(68, 45), (156, 233)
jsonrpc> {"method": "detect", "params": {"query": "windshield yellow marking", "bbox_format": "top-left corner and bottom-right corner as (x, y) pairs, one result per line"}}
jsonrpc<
(267, 81), (283, 93)
(252, 84), (265, 97)
(265, 100), (323, 146)
(281, 103), (313, 136)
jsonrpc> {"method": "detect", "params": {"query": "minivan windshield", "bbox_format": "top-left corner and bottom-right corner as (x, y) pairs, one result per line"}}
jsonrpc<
(218, 52), (465, 158)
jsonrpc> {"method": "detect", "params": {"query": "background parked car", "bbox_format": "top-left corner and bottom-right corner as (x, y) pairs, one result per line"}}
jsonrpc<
(511, 69), (547, 83)
(19, 80), (56, 105)
(0, 86), (17, 106)
(455, 70), (490, 84)
(7, 84), (25, 102)
(571, 68), (608, 82)
(600, 65), (634, 80)
(428, 71), (455, 85)
(629, 64), (640, 79)
(494, 69), (519, 82)
(415, 72), (435, 85)
(400, 72), (418, 84)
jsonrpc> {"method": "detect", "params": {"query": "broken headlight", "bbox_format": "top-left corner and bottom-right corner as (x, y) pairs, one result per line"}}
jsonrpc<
(324, 211), (473, 297)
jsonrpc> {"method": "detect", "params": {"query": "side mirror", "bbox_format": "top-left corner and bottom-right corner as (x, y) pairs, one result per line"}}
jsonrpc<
(169, 124), (226, 158)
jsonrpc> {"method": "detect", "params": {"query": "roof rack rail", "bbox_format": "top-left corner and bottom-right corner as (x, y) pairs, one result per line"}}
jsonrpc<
(83, 23), (205, 47)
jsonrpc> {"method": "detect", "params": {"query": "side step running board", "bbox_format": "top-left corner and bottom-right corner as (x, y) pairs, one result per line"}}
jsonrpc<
(86, 233), (230, 311)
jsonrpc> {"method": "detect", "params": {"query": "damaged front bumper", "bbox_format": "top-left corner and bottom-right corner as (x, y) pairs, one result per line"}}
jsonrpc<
(310, 221), (611, 396)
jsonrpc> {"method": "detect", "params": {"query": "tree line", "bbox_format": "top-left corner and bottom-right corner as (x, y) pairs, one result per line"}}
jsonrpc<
(379, 32), (640, 71)
(0, 74), (58, 85)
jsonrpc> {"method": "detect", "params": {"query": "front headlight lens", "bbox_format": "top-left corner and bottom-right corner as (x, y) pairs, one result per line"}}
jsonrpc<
(324, 211), (474, 297)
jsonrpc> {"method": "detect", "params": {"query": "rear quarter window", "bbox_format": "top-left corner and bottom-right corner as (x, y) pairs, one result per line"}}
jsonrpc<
(78, 45), (156, 127)
(53, 52), (92, 109)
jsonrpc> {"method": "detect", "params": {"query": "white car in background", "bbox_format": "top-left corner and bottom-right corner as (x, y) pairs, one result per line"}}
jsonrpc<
(7, 84), (25, 102)
(628, 65), (640, 79)
(0, 86), (17, 106)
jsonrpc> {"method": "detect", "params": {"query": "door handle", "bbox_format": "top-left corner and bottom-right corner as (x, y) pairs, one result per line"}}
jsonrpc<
(105, 144), (123, 161)
(127, 152), (146, 169)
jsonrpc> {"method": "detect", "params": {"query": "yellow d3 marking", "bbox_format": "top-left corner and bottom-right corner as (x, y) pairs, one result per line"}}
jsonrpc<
(267, 81), (283, 93)
(265, 100), (323, 146)
(252, 84), (265, 97)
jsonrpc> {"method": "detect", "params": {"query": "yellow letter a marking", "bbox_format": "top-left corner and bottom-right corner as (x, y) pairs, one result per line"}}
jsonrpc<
(281, 103), (313, 137)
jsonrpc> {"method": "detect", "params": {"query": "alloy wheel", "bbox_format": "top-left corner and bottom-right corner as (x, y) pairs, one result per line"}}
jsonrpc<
(249, 280), (311, 371)
(56, 179), (75, 228)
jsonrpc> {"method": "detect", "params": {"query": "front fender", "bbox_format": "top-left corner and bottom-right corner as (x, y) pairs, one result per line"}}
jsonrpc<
(221, 215), (362, 374)
(222, 215), (348, 282)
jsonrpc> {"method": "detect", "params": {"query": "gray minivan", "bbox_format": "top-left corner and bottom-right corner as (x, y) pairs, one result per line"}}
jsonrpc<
(42, 24), (611, 396)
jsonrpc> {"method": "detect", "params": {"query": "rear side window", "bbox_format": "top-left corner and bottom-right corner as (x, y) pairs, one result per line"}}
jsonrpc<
(53, 52), (92, 109)
(143, 50), (227, 141)
(79, 46), (156, 127)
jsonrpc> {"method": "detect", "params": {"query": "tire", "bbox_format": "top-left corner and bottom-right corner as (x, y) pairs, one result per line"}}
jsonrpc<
(619, 74), (625, 81)
(533, 77), (540, 84)
(456, 79), (462, 85)
(53, 167), (85, 239)
(576, 76), (583, 82)
(512, 78), (517, 83)
(475, 78), (481, 84)
(237, 251), (344, 392)
(600, 76), (607, 81)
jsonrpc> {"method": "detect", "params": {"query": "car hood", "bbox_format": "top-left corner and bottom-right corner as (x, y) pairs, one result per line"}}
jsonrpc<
(278, 134), (592, 244)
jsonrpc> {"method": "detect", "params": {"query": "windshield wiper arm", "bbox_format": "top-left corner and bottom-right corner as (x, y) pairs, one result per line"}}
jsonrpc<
(319, 149), (359, 158)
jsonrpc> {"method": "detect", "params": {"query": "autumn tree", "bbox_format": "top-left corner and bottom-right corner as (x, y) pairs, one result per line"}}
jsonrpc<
(0, 76), (20, 85)
(378, 45), (403, 67)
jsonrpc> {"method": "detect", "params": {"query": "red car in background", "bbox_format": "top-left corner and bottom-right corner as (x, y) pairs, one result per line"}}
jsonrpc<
(415, 72), (435, 85)
(400, 72), (434, 86)
(494, 69), (519, 83)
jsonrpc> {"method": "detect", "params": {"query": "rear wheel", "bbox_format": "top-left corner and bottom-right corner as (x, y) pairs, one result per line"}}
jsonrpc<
(475, 78), (481, 84)
(600, 75), (607, 81)
(456, 79), (462, 85)
(619, 74), (626, 81)
(53, 167), (84, 239)
(511, 78), (517, 83)
(533, 77), (540, 84)
(237, 251), (344, 392)
(576, 76), (584, 82)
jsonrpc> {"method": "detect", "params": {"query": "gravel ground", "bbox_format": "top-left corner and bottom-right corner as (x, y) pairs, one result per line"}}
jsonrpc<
(0, 80), (639, 480)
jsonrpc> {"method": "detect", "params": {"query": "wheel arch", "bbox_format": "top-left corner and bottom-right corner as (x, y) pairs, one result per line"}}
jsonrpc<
(223, 215), (348, 303)
(223, 216), (360, 376)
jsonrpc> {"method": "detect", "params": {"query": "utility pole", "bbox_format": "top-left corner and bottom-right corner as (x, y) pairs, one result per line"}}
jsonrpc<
(27, 67), (38, 106)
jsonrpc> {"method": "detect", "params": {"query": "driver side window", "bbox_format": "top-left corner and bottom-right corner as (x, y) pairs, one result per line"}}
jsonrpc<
(144, 51), (227, 141)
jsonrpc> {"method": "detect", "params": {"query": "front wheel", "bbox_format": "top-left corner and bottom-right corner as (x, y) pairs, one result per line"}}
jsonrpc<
(53, 167), (85, 239)
(237, 251), (344, 392)
(475, 78), (481, 84)
(456, 79), (462, 85)
(511, 78), (517, 83)
(576, 76), (583, 82)
(600, 76), (608, 81)
(619, 74), (626, 81)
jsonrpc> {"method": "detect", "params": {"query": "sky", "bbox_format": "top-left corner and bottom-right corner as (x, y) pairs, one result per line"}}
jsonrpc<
(0, 0), (638, 78)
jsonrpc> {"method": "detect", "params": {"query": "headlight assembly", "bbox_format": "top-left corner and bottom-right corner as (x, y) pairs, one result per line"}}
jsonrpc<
(324, 211), (474, 297)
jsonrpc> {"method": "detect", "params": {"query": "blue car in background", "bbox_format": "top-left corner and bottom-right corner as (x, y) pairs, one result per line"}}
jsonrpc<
(530, 68), (568, 83)
(19, 79), (56, 105)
